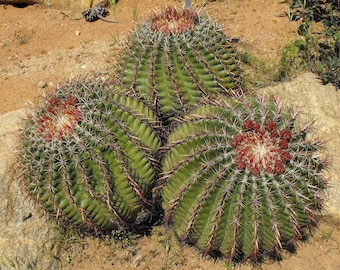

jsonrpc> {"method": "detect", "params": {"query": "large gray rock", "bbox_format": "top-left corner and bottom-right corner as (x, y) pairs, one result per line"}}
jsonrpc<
(0, 109), (58, 270)
(261, 72), (340, 221)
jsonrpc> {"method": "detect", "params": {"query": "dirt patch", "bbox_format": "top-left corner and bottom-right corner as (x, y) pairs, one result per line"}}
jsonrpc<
(56, 218), (340, 270)
(2, 1), (339, 269)
(0, 0), (299, 114)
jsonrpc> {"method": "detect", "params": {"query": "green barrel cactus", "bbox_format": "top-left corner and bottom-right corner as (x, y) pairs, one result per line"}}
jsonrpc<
(161, 95), (327, 262)
(116, 6), (241, 121)
(17, 79), (161, 233)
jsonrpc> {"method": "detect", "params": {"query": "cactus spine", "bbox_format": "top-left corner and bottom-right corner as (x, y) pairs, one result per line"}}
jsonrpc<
(18, 80), (161, 232)
(161, 95), (326, 262)
(116, 7), (241, 121)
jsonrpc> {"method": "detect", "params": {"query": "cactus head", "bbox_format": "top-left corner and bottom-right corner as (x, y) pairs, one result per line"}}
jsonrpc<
(116, 7), (241, 122)
(231, 119), (292, 175)
(36, 95), (82, 141)
(149, 6), (197, 35)
(18, 79), (161, 233)
(161, 95), (327, 262)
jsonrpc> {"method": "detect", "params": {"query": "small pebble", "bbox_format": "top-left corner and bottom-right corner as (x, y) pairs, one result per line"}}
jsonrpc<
(50, 261), (58, 270)
(132, 254), (146, 268)
(37, 81), (47, 88)
(75, 30), (81, 36)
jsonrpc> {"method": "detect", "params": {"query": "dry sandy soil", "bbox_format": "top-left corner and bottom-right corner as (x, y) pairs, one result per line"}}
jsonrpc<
(0, 0), (300, 114)
(1, 0), (340, 269)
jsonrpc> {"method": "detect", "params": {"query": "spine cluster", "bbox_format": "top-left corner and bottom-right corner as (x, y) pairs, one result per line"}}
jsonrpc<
(149, 7), (197, 34)
(231, 119), (292, 175)
(36, 95), (82, 141)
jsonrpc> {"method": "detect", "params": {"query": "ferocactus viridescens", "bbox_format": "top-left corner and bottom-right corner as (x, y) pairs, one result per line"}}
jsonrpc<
(116, 6), (241, 121)
(161, 95), (327, 262)
(18, 79), (161, 233)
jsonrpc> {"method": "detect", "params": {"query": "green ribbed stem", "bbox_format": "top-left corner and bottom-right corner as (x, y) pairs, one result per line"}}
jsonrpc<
(18, 80), (161, 232)
(162, 95), (326, 262)
(117, 7), (241, 121)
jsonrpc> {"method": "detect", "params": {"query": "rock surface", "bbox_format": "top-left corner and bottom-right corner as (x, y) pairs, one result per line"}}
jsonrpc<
(0, 0), (94, 19)
(261, 72), (340, 221)
(0, 109), (58, 270)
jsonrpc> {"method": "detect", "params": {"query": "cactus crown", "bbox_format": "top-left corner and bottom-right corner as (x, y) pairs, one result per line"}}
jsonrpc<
(231, 118), (292, 176)
(116, 7), (241, 121)
(36, 95), (82, 141)
(161, 95), (327, 262)
(18, 80), (161, 233)
(149, 6), (198, 35)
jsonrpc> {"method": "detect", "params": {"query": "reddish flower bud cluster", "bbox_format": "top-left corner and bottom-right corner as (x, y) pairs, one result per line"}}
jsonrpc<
(37, 95), (82, 141)
(231, 120), (292, 175)
(149, 7), (197, 35)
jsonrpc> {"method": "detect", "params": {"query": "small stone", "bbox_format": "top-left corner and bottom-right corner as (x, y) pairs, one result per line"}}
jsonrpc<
(75, 30), (81, 36)
(37, 81), (47, 88)
(132, 254), (146, 268)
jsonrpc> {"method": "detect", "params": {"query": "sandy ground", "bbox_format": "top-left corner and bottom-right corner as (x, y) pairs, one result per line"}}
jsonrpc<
(1, 0), (340, 269)
(55, 218), (340, 270)
(0, 0), (299, 114)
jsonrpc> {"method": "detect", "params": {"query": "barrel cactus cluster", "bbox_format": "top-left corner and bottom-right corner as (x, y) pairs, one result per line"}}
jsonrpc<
(17, 5), (328, 264)
(18, 80), (161, 233)
(115, 6), (241, 121)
